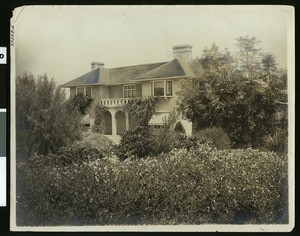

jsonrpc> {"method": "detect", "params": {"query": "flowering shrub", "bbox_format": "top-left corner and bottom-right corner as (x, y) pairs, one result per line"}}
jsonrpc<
(17, 143), (288, 226)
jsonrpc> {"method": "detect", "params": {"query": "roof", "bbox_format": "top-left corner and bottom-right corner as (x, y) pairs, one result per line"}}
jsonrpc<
(61, 68), (103, 87)
(62, 58), (202, 88)
(109, 62), (165, 84)
(132, 58), (195, 81)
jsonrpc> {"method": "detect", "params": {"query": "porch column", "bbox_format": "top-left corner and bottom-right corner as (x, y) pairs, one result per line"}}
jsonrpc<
(125, 112), (129, 131)
(111, 109), (117, 135)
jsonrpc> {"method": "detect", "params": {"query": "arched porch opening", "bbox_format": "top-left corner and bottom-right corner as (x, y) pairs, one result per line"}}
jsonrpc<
(103, 110), (112, 135)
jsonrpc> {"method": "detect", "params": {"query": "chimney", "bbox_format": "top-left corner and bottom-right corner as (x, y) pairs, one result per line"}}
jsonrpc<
(172, 44), (192, 63)
(91, 61), (105, 70)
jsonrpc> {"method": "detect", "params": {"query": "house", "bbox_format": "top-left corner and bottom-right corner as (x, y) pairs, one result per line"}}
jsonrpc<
(61, 44), (202, 136)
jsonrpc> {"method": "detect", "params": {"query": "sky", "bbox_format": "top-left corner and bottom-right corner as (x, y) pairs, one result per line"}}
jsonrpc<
(13, 5), (293, 88)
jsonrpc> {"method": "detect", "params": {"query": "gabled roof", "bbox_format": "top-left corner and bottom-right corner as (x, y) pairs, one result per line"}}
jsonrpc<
(132, 58), (195, 81)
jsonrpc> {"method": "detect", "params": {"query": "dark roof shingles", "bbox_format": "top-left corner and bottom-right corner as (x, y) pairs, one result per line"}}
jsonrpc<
(61, 68), (100, 87)
(133, 59), (187, 80)
(108, 62), (165, 84)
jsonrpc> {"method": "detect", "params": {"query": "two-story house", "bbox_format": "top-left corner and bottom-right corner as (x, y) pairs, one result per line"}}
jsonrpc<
(61, 44), (202, 136)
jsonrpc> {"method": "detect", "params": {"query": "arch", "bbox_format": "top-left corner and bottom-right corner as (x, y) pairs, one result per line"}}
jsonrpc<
(174, 121), (186, 134)
(115, 110), (126, 135)
(103, 110), (112, 135)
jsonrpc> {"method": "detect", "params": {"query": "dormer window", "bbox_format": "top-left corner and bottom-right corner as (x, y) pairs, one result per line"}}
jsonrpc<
(151, 80), (173, 97)
(76, 86), (92, 99)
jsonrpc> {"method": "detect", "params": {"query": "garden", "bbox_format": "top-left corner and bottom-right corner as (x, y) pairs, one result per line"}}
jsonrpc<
(15, 36), (289, 226)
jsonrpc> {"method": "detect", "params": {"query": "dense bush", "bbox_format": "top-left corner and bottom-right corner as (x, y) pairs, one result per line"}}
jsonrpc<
(92, 105), (107, 133)
(116, 126), (157, 159)
(17, 144), (288, 226)
(261, 128), (288, 154)
(194, 127), (231, 150)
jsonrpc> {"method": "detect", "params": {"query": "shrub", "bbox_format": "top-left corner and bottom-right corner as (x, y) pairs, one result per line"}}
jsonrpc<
(194, 127), (231, 150)
(17, 144), (288, 225)
(262, 128), (288, 154)
(92, 105), (107, 133)
(116, 126), (157, 159)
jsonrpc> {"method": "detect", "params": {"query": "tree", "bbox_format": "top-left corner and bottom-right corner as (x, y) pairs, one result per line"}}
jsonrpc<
(195, 43), (237, 85)
(235, 36), (262, 79)
(16, 73), (82, 159)
(177, 37), (287, 148)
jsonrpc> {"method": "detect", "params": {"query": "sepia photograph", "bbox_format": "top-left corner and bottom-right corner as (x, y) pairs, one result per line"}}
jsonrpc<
(10, 5), (294, 231)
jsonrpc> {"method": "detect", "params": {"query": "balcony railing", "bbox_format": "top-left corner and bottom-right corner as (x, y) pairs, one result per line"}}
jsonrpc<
(99, 98), (139, 107)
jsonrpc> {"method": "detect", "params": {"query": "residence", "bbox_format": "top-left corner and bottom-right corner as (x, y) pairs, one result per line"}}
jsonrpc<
(61, 44), (202, 136)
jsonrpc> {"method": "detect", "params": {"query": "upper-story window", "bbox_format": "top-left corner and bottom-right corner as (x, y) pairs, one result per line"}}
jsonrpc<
(151, 80), (173, 97)
(76, 86), (92, 99)
(123, 85), (136, 98)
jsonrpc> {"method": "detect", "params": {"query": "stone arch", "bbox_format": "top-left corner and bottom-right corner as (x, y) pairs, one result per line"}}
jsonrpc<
(103, 110), (112, 135)
(115, 110), (126, 135)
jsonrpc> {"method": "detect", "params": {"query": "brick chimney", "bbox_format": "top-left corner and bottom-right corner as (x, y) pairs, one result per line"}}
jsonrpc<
(172, 44), (192, 63)
(91, 61), (105, 70)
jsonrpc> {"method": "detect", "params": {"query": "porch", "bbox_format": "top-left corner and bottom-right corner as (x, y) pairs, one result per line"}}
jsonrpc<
(99, 98), (139, 136)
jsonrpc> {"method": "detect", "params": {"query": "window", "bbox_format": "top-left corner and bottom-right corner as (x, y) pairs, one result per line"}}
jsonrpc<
(151, 81), (173, 97)
(123, 85), (136, 98)
(76, 86), (92, 99)
(153, 81), (164, 96)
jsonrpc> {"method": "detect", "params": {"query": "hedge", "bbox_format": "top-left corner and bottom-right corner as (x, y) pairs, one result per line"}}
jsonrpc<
(17, 144), (288, 225)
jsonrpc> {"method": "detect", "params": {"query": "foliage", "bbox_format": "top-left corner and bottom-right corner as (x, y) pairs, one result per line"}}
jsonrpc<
(17, 145), (288, 225)
(123, 97), (160, 126)
(116, 126), (157, 159)
(194, 127), (231, 150)
(16, 73), (82, 158)
(66, 94), (93, 114)
(261, 128), (288, 154)
(235, 35), (262, 79)
(177, 36), (287, 148)
(92, 105), (107, 133)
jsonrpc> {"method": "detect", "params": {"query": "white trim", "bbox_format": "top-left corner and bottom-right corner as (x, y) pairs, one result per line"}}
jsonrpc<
(0, 109), (6, 112)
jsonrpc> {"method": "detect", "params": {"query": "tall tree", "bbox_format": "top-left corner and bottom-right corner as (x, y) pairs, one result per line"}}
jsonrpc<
(16, 73), (82, 159)
(177, 37), (286, 148)
(235, 36), (262, 79)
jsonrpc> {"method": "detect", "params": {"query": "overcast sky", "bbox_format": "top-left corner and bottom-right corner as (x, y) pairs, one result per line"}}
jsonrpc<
(14, 5), (293, 87)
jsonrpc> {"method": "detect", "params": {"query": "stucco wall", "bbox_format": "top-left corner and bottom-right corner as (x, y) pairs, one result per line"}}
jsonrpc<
(70, 87), (76, 97)
(141, 81), (151, 97)
(109, 85), (123, 98)
(91, 86), (100, 100)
